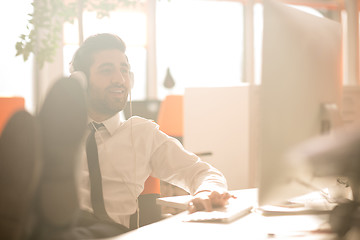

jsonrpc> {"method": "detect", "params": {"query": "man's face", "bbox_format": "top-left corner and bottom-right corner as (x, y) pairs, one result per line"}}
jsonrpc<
(87, 49), (131, 121)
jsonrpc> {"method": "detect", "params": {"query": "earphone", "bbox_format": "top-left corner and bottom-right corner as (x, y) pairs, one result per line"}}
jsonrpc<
(127, 80), (140, 229)
(129, 72), (134, 89)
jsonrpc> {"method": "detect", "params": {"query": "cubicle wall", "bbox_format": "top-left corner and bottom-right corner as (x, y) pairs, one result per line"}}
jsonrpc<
(183, 85), (252, 190)
(341, 85), (360, 125)
(183, 85), (360, 190)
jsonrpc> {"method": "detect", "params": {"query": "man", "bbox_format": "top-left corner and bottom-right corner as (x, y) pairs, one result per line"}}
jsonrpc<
(69, 33), (232, 238)
(0, 33), (231, 240)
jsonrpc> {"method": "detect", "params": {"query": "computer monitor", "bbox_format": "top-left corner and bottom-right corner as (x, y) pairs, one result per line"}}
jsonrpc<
(257, 0), (342, 206)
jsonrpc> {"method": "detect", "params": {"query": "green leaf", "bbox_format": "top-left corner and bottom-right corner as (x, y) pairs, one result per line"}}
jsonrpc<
(17, 0), (142, 69)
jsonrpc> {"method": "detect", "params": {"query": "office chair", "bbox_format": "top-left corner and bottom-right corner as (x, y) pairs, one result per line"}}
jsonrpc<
(0, 97), (25, 134)
(135, 95), (186, 225)
(137, 176), (162, 227)
(128, 96), (186, 227)
(156, 95), (190, 214)
(157, 95), (183, 142)
(123, 99), (163, 227)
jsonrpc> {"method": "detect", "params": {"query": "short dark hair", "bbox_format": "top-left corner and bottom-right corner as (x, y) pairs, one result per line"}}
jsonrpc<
(71, 33), (127, 77)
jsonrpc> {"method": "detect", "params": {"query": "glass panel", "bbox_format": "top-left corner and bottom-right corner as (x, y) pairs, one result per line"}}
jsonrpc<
(0, 0), (34, 112)
(156, 0), (244, 99)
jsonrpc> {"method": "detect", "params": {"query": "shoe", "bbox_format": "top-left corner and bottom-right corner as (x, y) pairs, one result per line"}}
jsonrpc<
(36, 76), (87, 229)
(0, 110), (42, 240)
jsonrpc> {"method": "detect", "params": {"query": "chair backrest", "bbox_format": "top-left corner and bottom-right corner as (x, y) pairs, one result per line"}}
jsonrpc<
(141, 176), (160, 195)
(137, 176), (162, 227)
(0, 97), (25, 134)
(157, 95), (183, 138)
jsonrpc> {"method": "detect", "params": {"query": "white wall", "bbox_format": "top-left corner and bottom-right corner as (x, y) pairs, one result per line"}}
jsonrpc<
(184, 85), (251, 190)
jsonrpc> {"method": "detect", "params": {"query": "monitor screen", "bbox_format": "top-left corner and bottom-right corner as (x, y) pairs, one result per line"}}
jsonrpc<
(257, 0), (342, 206)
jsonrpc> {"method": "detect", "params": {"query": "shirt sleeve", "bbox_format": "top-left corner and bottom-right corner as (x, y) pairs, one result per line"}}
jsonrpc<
(149, 126), (228, 195)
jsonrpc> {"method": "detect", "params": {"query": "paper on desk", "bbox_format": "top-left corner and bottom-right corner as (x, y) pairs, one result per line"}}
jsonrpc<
(258, 191), (337, 216)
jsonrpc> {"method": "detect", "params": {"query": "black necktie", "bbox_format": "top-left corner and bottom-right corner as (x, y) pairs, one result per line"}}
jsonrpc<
(86, 122), (112, 221)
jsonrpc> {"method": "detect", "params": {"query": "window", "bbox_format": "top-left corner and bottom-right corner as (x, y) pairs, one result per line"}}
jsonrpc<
(0, 0), (34, 112)
(63, 1), (244, 100)
(156, 0), (244, 99)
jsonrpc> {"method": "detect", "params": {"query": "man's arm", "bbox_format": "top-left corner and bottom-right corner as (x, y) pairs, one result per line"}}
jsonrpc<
(149, 128), (230, 213)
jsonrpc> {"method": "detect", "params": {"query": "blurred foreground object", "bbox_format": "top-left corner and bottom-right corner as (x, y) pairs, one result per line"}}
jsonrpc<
(288, 122), (360, 238)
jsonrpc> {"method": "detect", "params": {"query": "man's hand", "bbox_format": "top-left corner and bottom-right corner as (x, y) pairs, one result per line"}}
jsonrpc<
(187, 190), (235, 214)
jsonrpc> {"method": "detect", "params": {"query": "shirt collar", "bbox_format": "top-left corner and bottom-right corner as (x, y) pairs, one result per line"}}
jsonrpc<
(88, 112), (122, 136)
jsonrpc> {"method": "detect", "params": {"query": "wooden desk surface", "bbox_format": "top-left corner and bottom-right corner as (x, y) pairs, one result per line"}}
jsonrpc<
(108, 189), (337, 240)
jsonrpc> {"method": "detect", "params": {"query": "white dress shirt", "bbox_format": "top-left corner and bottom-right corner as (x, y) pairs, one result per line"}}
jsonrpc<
(79, 113), (227, 228)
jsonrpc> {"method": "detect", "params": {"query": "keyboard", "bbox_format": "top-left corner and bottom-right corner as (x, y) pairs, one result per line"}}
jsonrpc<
(182, 198), (253, 223)
(156, 189), (257, 223)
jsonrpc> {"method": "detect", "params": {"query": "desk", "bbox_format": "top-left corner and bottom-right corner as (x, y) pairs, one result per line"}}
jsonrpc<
(109, 189), (338, 240)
